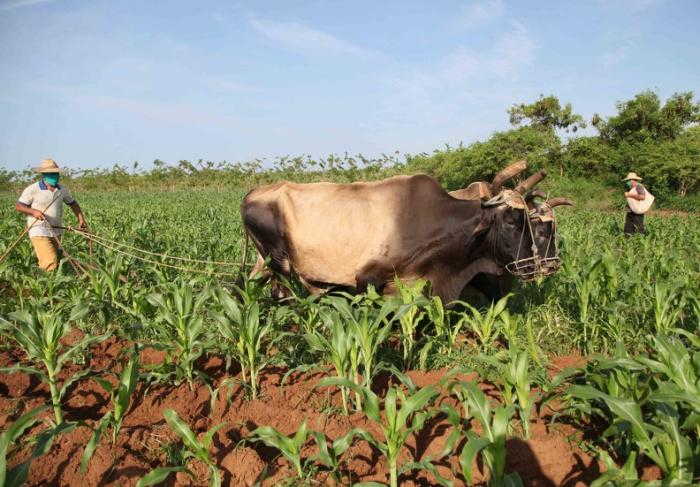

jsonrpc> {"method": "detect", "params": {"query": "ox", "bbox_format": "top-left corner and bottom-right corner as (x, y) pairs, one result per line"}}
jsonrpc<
(241, 162), (572, 303)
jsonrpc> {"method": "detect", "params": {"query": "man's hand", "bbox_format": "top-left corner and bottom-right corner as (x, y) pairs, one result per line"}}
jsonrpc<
(78, 216), (88, 230)
(32, 209), (46, 220)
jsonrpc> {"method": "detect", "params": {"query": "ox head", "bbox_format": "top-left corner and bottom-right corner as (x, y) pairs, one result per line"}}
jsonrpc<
(482, 169), (573, 280)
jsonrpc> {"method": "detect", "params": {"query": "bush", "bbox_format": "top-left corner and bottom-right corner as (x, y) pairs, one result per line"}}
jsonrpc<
(406, 126), (560, 190)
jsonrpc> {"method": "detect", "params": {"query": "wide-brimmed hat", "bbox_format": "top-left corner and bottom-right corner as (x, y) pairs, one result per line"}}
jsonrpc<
(623, 172), (642, 181)
(33, 158), (63, 173)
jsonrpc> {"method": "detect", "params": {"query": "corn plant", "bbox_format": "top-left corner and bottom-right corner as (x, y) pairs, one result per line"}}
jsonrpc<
(318, 376), (439, 487)
(1, 406), (76, 487)
(452, 381), (522, 487)
(425, 295), (461, 357)
(477, 349), (540, 439)
(590, 450), (643, 486)
(0, 303), (101, 424)
(327, 296), (395, 389)
(146, 283), (212, 387)
(286, 307), (358, 414)
(214, 288), (285, 400)
(454, 294), (512, 351)
(81, 348), (141, 472)
(310, 428), (368, 483)
(139, 409), (225, 487)
(247, 421), (314, 480)
(569, 385), (696, 483)
(651, 283), (686, 335)
(392, 278), (430, 369)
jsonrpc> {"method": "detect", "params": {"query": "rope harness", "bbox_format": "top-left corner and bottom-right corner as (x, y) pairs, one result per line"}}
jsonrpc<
(504, 204), (560, 281)
(486, 190), (561, 281)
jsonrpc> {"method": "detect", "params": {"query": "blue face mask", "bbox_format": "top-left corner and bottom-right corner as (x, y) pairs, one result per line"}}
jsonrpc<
(43, 173), (60, 186)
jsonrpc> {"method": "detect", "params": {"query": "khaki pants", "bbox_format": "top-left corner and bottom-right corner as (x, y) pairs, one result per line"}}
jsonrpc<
(30, 236), (60, 271)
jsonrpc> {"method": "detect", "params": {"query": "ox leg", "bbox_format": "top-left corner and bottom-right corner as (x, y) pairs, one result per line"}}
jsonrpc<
(430, 258), (504, 305)
(355, 262), (391, 294)
(468, 273), (512, 302)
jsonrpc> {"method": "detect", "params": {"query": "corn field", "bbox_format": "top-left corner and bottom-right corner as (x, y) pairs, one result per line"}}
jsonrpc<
(0, 187), (698, 486)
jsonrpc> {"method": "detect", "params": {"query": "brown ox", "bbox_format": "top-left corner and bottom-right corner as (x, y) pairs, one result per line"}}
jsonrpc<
(241, 161), (572, 303)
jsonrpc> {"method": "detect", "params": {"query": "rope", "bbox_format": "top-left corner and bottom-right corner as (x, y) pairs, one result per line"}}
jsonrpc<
(58, 226), (237, 267)
(60, 226), (243, 278)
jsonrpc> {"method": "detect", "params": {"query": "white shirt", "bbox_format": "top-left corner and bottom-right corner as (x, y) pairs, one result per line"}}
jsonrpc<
(17, 180), (76, 238)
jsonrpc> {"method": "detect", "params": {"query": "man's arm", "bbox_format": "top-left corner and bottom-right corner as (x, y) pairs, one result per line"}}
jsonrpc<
(15, 201), (45, 220)
(68, 201), (88, 229)
(624, 191), (645, 201)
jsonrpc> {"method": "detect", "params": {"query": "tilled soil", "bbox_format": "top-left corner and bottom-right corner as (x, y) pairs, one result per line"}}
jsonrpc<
(0, 336), (620, 486)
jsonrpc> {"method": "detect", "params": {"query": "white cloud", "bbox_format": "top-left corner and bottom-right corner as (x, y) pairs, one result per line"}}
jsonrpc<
(459, 0), (505, 28)
(0, 0), (55, 11)
(368, 21), (537, 134)
(249, 18), (379, 58)
(489, 21), (536, 78)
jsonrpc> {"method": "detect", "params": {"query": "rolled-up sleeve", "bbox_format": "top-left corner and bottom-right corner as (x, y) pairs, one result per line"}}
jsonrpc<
(18, 185), (34, 206)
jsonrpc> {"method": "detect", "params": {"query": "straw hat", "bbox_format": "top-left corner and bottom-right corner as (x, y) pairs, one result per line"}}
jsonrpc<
(33, 158), (63, 173)
(623, 172), (642, 181)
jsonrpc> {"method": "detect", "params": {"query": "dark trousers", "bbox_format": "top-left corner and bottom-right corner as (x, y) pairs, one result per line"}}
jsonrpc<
(624, 212), (645, 235)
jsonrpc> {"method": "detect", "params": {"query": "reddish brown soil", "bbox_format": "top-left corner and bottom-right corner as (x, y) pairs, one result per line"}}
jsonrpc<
(0, 338), (623, 486)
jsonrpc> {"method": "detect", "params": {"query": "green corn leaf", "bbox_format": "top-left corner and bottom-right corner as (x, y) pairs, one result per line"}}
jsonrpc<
(59, 368), (94, 401)
(163, 409), (203, 456)
(459, 435), (491, 484)
(400, 459), (454, 487)
(81, 412), (113, 473)
(136, 466), (189, 487)
(202, 422), (227, 450)
(0, 365), (47, 381)
(0, 406), (47, 487)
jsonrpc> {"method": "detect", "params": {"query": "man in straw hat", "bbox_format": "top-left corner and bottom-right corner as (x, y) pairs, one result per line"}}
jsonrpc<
(14, 159), (88, 271)
(622, 172), (650, 235)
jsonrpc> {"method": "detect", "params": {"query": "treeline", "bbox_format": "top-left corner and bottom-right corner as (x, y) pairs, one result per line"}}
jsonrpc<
(1, 89), (698, 209)
(406, 90), (700, 208)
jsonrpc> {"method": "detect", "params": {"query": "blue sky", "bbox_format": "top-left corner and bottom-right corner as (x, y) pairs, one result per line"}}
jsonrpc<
(1, 0), (698, 171)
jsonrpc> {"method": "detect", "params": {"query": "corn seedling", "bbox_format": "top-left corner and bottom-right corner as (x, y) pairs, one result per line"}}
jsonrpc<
(0, 304), (102, 424)
(451, 381), (522, 486)
(139, 409), (225, 487)
(569, 385), (696, 483)
(327, 296), (396, 409)
(310, 428), (367, 483)
(247, 421), (315, 480)
(81, 348), (141, 472)
(214, 288), (285, 400)
(0, 406), (77, 487)
(317, 376), (439, 487)
(146, 283), (212, 387)
(392, 278), (430, 369)
(454, 294), (512, 352)
(651, 283), (686, 335)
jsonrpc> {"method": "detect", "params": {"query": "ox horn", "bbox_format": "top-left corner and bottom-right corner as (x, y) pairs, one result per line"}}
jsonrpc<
(491, 159), (527, 192)
(546, 197), (575, 208)
(514, 169), (547, 194)
(525, 189), (547, 202)
(483, 193), (505, 207)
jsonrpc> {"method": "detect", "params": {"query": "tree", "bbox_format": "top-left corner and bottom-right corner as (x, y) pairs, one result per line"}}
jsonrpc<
(508, 95), (586, 133)
(592, 90), (700, 144)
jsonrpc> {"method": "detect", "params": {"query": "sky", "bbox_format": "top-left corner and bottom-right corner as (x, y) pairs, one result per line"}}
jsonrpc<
(1, 0), (699, 171)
